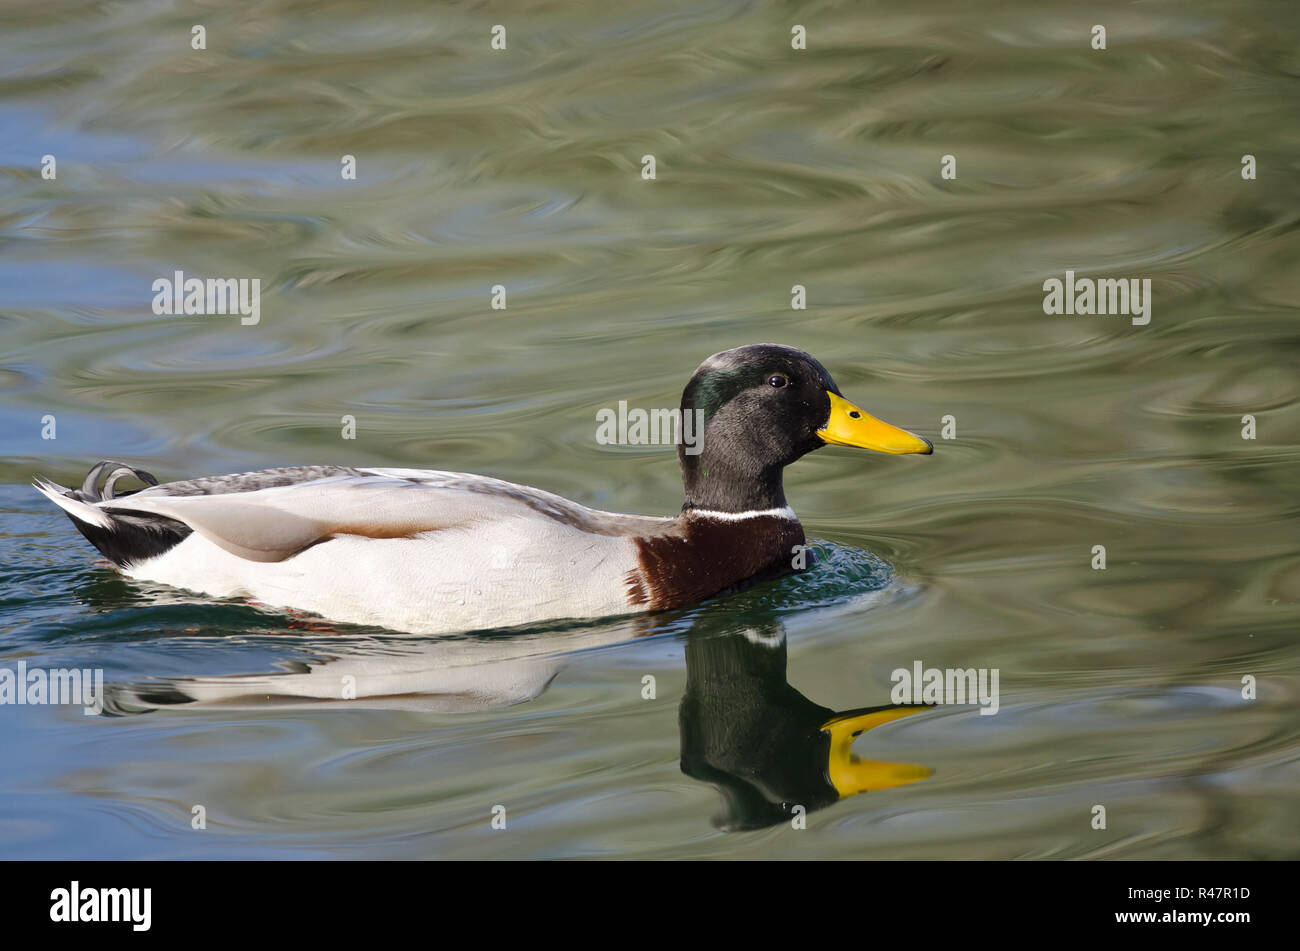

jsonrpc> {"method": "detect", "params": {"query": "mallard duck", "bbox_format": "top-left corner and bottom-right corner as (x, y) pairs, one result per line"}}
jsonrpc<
(36, 344), (931, 634)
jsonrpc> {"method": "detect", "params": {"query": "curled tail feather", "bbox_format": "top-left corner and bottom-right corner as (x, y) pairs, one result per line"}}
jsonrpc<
(35, 462), (190, 568)
(76, 460), (159, 502)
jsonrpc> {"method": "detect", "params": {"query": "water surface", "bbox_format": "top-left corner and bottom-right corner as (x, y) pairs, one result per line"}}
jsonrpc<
(1, 0), (1298, 859)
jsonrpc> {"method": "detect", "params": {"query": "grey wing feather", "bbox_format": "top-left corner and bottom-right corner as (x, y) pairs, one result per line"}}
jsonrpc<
(97, 467), (672, 564)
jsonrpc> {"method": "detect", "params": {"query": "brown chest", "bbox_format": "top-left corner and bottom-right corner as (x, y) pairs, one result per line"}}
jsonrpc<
(625, 516), (806, 612)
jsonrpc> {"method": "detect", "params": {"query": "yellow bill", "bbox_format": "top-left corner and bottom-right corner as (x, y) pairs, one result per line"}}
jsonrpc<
(821, 706), (932, 798)
(817, 391), (932, 454)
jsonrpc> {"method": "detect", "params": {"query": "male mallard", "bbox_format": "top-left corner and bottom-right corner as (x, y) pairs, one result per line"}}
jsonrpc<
(36, 344), (931, 634)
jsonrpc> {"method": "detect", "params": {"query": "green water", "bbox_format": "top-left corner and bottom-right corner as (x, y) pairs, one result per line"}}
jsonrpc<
(1, 0), (1298, 858)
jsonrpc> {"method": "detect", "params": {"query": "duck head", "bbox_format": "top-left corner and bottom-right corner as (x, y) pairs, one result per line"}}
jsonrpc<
(678, 343), (932, 513)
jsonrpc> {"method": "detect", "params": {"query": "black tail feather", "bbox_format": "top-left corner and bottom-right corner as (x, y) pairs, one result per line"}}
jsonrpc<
(58, 461), (190, 568)
(69, 511), (193, 568)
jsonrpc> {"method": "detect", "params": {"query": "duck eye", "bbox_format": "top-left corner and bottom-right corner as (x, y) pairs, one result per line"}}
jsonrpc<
(767, 374), (789, 388)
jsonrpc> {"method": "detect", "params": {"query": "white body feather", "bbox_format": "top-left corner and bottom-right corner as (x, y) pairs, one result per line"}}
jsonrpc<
(39, 467), (664, 635)
(136, 516), (640, 633)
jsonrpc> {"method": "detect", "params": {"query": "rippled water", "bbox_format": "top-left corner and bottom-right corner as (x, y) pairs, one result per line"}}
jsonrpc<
(2, 0), (1298, 859)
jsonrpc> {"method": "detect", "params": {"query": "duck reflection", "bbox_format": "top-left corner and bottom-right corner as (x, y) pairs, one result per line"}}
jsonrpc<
(679, 609), (929, 831)
(103, 605), (930, 829)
